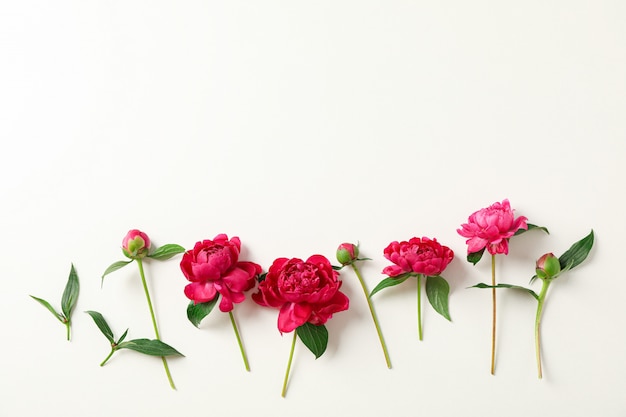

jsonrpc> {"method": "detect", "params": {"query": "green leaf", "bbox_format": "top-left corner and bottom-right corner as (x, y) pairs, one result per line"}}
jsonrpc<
(425, 276), (451, 321)
(467, 248), (485, 265)
(470, 283), (539, 300)
(187, 298), (219, 328)
(61, 263), (79, 319)
(30, 295), (64, 322)
(101, 260), (132, 284)
(117, 339), (184, 357)
(117, 328), (129, 344)
(148, 244), (186, 261)
(85, 310), (115, 344)
(369, 273), (412, 297)
(559, 230), (594, 271)
(296, 323), (328, 359)
(514, 223), (550, 236)
(332, 265), (344, 271)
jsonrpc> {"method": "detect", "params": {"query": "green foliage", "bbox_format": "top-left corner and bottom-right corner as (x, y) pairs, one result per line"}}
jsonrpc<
(101, 260), (132, 283)
(187, 298), (219, 328)
(467, 248), (485, 265)
(148, 244), (186, 260)
(296, 323), (328, 359)
(85, 310), (115, 344)
(425, 276), (451, 321)
(470, 283), (539, 300)
(559, 230), (594, 271)
(514, 223), (550, 236)
(370, 273), (412, 297)
(116, 339), (184, 357)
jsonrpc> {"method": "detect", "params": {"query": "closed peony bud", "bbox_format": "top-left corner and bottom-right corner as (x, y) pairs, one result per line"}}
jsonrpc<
(536, 253), (561, 280)
(336, 243), (359, 266)
(122, 229), (151, 259)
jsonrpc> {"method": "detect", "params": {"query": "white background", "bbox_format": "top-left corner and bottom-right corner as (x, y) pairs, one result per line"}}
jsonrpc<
(1, 1), (625, 416)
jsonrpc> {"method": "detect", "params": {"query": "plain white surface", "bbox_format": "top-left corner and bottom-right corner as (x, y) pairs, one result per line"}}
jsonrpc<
(1, 1), (625, 416)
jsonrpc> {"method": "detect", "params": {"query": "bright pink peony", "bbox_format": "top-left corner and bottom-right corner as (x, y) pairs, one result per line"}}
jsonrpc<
(181, 234), (261, 312)
(457, 199), (528, 255)
(122, 229), (151, 259)
(382, 237), (454, 277)
(252, 255), (350, 333)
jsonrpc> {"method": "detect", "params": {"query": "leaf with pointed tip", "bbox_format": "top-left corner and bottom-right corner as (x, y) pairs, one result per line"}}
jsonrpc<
(30, 295), (64, 322)
(85, 310), (115, 344)
(514, 223), (550, 236)
(117, 328), (129, 344)
(467, 248), (485, 265)
(187, 298), (219, 328)
(101, 260), (132, 284)
(470, 283), (539, 300)
(425, 276), (451, 321)
(370, 273), (412, 297)
(559, 230), (594, 271)
(61, 264), (79, 319)
(296, 323), (328, 359)
(116, 339), (184, 357)
(332, 265), (344, 271)
(148, 244), (186, 261)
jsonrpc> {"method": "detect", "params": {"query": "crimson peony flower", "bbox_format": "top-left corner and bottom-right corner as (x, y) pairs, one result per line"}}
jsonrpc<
(457, 198), (528, 255)
(181, 234), (261, 312)
(252, 255), (349, 333)
(382, 237), (454, 277)
(122, 229), (151, 259)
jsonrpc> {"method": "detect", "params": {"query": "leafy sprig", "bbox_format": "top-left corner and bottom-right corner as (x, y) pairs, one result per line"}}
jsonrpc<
(30, 264), (80, 340)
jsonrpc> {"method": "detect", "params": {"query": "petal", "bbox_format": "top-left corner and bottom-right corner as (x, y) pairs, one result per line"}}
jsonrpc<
(278, 303), (312, 333)
(184, 282), (217, 303)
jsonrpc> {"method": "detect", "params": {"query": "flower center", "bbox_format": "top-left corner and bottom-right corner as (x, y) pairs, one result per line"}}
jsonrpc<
(279, 262), (320, 293)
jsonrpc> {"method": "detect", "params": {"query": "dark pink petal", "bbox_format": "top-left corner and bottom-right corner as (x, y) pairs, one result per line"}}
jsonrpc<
(184, 282), (217, 303)
(278, 303), (312, 333)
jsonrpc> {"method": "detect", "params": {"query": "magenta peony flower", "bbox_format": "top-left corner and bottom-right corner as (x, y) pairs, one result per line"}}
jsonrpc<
(181, 234), (261, 312)
(457, 199), (528, 255)
(382, 237), (454, 277)
(252, 255), (349, 333)
(122, 229), (151, 259)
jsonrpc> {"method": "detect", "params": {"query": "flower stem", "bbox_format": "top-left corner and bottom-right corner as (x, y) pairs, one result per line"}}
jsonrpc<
(535, 279), (551, 379)
(229, 310), (250, 371)
(136, 259), (176, 390)
(351, 264), (391, 368)
(491, 254), (497, 375)
(100, 348), (115, 366)
(281, 331), (297, 398)
(417, 274), (423, 341)
(65, 320), (71, 341)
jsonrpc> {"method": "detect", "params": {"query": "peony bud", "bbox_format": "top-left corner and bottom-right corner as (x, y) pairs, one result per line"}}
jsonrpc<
(336, 242), (359, 266)
(122, 229), (151, 259)
(536, 253), (561, 280)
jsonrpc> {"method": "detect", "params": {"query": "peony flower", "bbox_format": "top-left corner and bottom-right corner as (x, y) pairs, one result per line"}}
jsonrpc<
(252, 255), (349, 333)
(457, 199), (528, 255)
(336, 242), (359, 266)
(535, 252), (561, 280)
(382, 237), (454, 277)
(122, 229), (151, 259)
(181, 234), (261, 312)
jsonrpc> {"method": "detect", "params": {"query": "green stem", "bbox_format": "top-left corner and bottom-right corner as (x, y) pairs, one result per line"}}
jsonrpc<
(136, 259), (176, 390)
(100, 348), (115, 366)
(535, 279), (551, 379)
(417, 274), (423, 341)
(491, 254), (496, 375)
(351, 263), (391, 368)
(65, 320), (71, 341)
(229, 310), (250, 371)
(281, 331), (297, 398)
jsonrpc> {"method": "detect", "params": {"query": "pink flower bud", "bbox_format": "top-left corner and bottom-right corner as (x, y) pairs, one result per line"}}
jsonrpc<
(336, 243), (359, 265)
(536, 252), (561, 280)
(122, 229), (151, 259)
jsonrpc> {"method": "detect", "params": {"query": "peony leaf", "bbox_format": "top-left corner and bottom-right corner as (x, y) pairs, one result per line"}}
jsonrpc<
(470, 283), (539, 300)
(467, 248), (485, 265)
(296, 323), (328, 359)
(117, 328), (129, 344)
(148, 244), (186, 261)
(187, 298), (219, 328)
(85, 310), (115, 344)
(101, 260), (133, 285)
(425, 276), (451, 321)
(116, 339), (184, 357)
(369, 273), (412, 297)
(30, 295), (64, 322)
(514, 223), (550, 236)
(61, 264), (79, 319)
(559, 230), (594, 271)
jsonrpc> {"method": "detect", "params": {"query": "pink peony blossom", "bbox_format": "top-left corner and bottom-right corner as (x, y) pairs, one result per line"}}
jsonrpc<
(457, 199), (528, 255)
(382, 237), (454, 277)
(181, 234), (261, 312)
(252, 255), (349, 333)
(122, 229), (151, 259)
